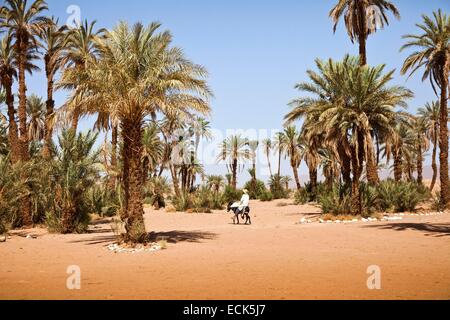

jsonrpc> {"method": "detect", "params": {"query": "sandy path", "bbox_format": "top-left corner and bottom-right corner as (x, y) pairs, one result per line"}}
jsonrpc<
(1, 199), (449, 300)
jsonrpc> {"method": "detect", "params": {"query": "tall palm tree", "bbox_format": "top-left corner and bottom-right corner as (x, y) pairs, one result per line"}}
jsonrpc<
(330, 0), (400, 66)
(61, 20), (105, 131)
(273, 132), (286, 177)
(0, 34), (19, 163)
(1, 0), (49, 162)
(418, 101), (440, 191)
(401, 10), (450, 207)
(218, 135), (249, 190)
(247, 140), (259, 181)
(262, 138), (273, 177)
(288, 56), (412, 215)
(330, 0), (400, 185)
(1, 0), (49, 226)
(411, 117), (430, 186)
(39, 17), (67, 158)
(280, 127), (302, 190)
(299, 131), (322, 196)
(62, 22), (211, 243)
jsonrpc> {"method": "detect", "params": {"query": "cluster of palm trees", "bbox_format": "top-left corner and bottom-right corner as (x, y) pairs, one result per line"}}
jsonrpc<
(0, 0), (449, 241)
(283, 1), (449, 215)
(0, 0), (211, 242)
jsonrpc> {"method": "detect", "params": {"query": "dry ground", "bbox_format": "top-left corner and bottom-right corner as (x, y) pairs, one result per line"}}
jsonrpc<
(1, 199), (449, 300)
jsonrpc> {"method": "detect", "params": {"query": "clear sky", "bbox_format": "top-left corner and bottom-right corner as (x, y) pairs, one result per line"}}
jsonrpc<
(21, 0), (450, 184)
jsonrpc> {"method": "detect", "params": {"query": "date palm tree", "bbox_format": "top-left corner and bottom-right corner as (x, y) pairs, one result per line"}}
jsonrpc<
(418, 101), (440, 191)
(330, 0), (400, 66)
(0, 34), (19, 163)
(273, 132), (286, 177)
(61, 20), (105, 131)
(401, 9), (450, 207)
(288, 56), (412, 214)
(330, 0), (400, 184)
(61, 22), (211, 243)
(280, 127), (302, 190)
(218, 135), (249, 190)
(262, 138), (273, 177)
(38, 17), (67, 158)
(1, 0), (49, 226)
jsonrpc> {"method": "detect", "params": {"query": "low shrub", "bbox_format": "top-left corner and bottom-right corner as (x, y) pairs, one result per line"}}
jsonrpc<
(259, 190), (274, 202)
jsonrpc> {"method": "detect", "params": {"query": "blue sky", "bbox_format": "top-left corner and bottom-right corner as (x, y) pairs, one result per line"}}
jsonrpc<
(21, 0), (450, 183)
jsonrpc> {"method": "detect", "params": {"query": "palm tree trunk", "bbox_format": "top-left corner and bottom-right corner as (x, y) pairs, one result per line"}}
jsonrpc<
(430, 129), (438, 191)
(232, 158), (238, 189)
(3, 77), (19, 163)
(417, 144), (423, 185)
(358, 3), (368, 66)
(338, 143), (352, 189)
(18, 46), (32, 226)
(170, 163), (181, 197)
(266, 151), (273, 177)
(71, 107), (79, 132)
(394, 150), (403, 182)
(351, 145), (362, 216)
(120, 118), (146, 243)
(366, 134), (380, 185)
(278, 150), (282, 176)
(291, 160), (301, 190)
(439, 62), (449, 207)
(309, 165), (318, 197)
(43, 75), (54, 159)
(351, 132), (364, 215)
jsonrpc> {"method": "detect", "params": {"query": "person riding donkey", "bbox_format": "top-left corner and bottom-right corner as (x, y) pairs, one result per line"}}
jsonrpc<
(227, 189), (251, 225)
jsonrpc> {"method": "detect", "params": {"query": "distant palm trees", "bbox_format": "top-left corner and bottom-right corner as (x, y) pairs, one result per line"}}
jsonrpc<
(38, 17), (67, 158)
(401, 9), (450, 207)
(218, 135), (249, 189)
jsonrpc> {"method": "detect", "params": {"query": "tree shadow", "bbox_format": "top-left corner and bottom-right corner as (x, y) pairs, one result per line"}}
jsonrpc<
(147, 230), (217, 244)
(69, 230), (217, 246)
(363, 223), (450, 238)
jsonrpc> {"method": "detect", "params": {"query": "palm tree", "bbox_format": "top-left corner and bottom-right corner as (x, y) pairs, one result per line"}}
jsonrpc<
(280, 127), (302, 190)
(26, 94), (45, 141)
(207, 175), (225, 193)
(0, 34), (19, 163)
(218, 135), (249, 190)
(287, 56), (412, 215)
(61, 20), (105, 131)
(247, 140), (259, 181)
(39, 17), (67, 158)
(330, 0), (400, 184)
(63, 22), (211, 243)
(1, 0), (49, 226)
(1, 0), (49, 162)
(273, 132), (286, 177)
(411, 117), (430, 186)
(262, 138), (273, 177)
(418, 101), (440, 191)
(401, 10), (450, 207)
(299, 131), (322, 196)
(141, 123), (163, 184)
(329, 0), (400, 66)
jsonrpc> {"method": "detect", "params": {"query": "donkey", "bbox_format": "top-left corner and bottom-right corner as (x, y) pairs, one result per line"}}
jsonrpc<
(227, 202), (252, 225)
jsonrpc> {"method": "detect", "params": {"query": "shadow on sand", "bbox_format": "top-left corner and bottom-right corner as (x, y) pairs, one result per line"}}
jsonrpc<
(363, 223), (450, 238)
(69, 229), (217, 246)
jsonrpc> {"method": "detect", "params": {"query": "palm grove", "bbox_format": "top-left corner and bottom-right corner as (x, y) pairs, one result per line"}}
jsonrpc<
(0, 0), (449, 243)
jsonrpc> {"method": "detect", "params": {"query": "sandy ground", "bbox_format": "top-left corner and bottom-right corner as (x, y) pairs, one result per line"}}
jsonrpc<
(1, 199), (449, 300)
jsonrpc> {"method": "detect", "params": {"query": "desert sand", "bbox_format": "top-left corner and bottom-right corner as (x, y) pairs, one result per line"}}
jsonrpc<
(1, 199), (449, 300)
